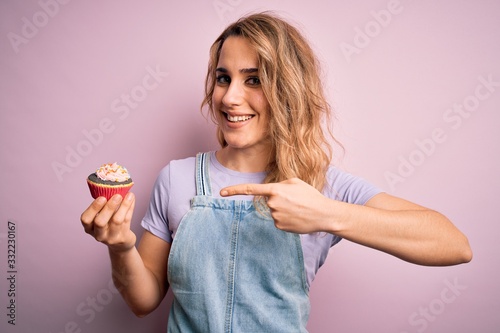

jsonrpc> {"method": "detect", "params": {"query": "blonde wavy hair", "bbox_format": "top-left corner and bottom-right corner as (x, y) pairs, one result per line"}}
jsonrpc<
(201, 12), (338, 191)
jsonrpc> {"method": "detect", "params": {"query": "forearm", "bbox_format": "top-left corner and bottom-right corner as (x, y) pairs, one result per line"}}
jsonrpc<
(109, 247), (166, 317)
(80, 194), (168, 316)
(324, 200), (472, 266)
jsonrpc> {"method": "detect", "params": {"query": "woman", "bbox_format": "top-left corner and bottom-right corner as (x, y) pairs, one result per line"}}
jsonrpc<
(80, 12), (472, 332)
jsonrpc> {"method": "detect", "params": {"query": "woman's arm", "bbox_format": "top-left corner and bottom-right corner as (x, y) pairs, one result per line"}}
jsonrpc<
(220, 178), (472, 266)
(109, 231), (171, 317)
(332, 192), (472, 265)
(81, 193), (170, 317)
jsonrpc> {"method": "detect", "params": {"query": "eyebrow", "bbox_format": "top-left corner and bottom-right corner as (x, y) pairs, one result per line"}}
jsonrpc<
(216, 67), (259, 74)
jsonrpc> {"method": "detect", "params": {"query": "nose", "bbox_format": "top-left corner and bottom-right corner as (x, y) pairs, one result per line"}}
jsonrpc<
(222, 81), (243, 107)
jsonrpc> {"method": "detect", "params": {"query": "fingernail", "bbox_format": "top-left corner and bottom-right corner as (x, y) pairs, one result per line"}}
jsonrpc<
(112, 195), (122, 203)
(126, 192), (134, 201)
(220, 190), (228, 196)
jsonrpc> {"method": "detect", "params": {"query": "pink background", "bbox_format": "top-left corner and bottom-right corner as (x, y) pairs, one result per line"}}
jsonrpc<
(1, 1), (499, 332)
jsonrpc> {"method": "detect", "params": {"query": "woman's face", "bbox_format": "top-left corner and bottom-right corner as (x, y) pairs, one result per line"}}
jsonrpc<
(212, 36), (271, 154)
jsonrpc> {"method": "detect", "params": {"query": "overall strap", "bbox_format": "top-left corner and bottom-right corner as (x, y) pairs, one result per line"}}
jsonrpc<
(195, 152), (212, 196)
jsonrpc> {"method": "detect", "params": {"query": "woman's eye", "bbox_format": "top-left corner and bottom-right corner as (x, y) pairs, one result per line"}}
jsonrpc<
(246, 77), (261, 86)
(216, 75), (230, 84)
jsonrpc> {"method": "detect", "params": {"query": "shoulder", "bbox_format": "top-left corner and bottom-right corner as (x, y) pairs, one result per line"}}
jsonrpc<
(164, 155), (196, 186)
(324, 166), (383, 204)
(169, 155), (196, 169)
(150, 155), (196, 190)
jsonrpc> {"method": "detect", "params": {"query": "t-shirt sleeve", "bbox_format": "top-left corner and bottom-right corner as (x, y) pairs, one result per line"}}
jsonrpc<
(324, 167), (384, 247)
(141, 164), (173, 243)
(325, 166), (383, 205)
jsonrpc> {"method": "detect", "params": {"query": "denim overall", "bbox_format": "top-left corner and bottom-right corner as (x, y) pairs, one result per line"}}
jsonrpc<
(167, 152), (310, 332)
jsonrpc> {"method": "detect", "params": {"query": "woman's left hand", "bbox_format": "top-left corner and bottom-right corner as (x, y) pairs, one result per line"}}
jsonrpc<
(221, 178), (330, 234)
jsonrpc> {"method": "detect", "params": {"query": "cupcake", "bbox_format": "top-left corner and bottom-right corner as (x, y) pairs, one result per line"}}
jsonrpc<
(87, 162), (134, 200)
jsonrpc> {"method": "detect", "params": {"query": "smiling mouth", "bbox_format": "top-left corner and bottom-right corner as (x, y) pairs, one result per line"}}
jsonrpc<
(224, 112), (254, 123)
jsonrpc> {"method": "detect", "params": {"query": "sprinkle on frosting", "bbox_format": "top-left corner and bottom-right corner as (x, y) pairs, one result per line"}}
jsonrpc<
(95, 162), (131, 182)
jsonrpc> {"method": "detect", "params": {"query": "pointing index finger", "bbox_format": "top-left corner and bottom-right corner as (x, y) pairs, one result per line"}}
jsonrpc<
(220, 183), (273, 197)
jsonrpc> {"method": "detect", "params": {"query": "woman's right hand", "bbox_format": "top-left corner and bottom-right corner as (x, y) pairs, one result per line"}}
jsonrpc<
(80, 192), (137, 253)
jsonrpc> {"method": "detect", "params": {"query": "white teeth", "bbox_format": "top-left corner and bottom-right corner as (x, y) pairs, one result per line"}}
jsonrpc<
(226, 114), (253, 122)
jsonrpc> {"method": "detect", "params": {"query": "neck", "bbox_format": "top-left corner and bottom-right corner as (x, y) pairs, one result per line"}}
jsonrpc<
(215, 147), (272, 173)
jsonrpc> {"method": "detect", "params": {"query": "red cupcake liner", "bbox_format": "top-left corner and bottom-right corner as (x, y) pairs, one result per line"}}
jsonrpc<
(87, 179), (134, 200)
